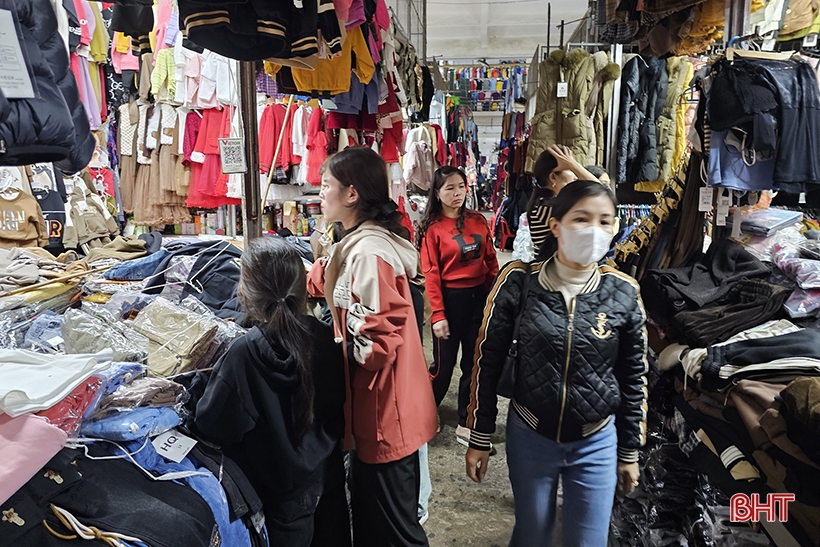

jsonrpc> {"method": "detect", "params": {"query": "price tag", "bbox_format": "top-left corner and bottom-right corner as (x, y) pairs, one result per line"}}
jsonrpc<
(804, 34), (818, 48)
(762, 38), (777, 51)
(716, 213), (726, 227)
(0, 10), (35, 99)
(698, 187), (713, 212)
(152, 429), (197, 463)
(717, 190), (731, 216)
(218, 138), (248, 175)
(77, 200), (88, 212)
(557, 82), (568, 98)
(799, 192), (807, 204)
(47, 336), (64, 347)
(731, 208), (742, 240)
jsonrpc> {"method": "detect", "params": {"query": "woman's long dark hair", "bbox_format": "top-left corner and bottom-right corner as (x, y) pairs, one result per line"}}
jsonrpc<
(416, 166), (469, 248)
(325, 148), (410, 241)
(239, 238), (314, 440)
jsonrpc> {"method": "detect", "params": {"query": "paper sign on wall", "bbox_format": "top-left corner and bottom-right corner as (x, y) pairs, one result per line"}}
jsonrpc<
(0, 10), (35, 99)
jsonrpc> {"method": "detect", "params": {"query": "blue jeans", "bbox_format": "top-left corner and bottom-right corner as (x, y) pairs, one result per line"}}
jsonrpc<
(506, 408), (617, 547)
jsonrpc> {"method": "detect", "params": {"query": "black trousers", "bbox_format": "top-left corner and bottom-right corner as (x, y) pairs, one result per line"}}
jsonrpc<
(311, 446), (352, 547)
(351, 452), (428, 547)
(431, 285), (486, 426)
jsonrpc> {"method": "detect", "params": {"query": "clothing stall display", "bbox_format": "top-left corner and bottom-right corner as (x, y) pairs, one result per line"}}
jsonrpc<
(9, 0), (820, 544)
(444, 64), (528, 113)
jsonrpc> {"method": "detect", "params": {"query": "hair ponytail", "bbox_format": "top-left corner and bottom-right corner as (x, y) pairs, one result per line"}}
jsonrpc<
(239, 238), (315, 440)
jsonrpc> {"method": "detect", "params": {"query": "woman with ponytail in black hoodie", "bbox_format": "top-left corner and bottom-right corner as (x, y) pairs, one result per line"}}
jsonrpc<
(195, 237), (350, 547)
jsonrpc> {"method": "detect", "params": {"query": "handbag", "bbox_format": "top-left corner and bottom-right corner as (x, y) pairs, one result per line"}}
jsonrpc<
(496, 262), (531, 399)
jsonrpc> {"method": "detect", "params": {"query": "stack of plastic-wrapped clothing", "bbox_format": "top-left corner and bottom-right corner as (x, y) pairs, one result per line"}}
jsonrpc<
(0, 237), (272, 547)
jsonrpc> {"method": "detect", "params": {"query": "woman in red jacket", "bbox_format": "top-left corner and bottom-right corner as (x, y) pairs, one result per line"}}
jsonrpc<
(308, 148), (437, 546)
(418, 166), (499, 445)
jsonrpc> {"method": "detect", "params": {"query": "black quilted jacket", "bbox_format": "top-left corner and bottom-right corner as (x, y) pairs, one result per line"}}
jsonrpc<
(466, 259), (649, 462)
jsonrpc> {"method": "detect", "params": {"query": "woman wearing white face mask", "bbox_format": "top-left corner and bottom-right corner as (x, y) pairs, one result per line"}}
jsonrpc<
(464, 180), (649, 547)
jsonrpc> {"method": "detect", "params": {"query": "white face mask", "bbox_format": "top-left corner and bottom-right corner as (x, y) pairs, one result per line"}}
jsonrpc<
(556, 224), (612, 266)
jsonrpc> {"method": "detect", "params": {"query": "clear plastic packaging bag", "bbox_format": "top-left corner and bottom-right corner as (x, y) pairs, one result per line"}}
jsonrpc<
(62, 306), (149, 363)
(24, 311), (65, 352)
(129, 297), (219, 377)
(784, 288), (820, 318)
(179, 295), (245, 366)
(104, 291), (158, 320)
(91, 376), (189, 420)
(78, 406), (182, 441)
(38, 376), (104, 436)
(773, 241), (820, 289)
(511, 212), (535, 262)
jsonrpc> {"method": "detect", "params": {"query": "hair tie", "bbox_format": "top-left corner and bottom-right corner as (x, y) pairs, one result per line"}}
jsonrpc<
(376, 200), (399, 219)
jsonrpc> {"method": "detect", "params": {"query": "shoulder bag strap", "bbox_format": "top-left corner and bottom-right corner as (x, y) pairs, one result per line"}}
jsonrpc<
(507, 262), (532, 361)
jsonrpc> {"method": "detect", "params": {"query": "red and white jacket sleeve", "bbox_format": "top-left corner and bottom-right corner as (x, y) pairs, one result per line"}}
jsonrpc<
(347, 253), (411, 371)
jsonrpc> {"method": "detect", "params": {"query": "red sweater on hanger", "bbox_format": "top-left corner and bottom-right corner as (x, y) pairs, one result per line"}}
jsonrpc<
(259, 103), (295, 174)
(420, 213), (499, 324)
(306, 108), (328, 186)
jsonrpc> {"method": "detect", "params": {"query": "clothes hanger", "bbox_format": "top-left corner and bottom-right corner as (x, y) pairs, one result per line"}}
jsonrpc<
(0, 168), (21, 200)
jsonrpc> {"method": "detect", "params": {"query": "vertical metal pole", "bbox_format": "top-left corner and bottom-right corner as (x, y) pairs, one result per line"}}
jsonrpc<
(725, 0), (751, 43)
(422, 0), (427, 60)
(559, 20), (565, 50)
(547, 3), (551, 57)
(239, 61), (262, 240)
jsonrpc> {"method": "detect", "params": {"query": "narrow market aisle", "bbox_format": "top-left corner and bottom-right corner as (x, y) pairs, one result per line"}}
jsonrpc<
(422, 249), (565, 546)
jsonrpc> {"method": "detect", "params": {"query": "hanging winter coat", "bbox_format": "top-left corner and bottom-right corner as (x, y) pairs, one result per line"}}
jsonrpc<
(636, 56), (691, 192)
(583, 51), (621, 167)
(618, 56), (668, 188)
(20, 0), (95, 172)
(616, 56), (642, 185)
(0, 0), (76, 167)
(526, 49), (596, 173)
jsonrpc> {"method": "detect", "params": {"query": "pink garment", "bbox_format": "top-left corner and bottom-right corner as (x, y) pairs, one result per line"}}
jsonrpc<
(332, 0), (353, 23)
(0, 413), (68, 505)
(70, 53), (101, 130)
(72, 0), (90, 47)
(373, 0), (389, 50)
(80, 0), (96, 39)
(182, 111), (202, 164)
(153, 0), (173, 62)
(345, 0), (366, 29)
(112, 47), (140, 74)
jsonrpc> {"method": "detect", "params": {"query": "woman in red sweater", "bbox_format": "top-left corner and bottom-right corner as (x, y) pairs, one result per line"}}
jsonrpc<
(418, 166), (499, 444)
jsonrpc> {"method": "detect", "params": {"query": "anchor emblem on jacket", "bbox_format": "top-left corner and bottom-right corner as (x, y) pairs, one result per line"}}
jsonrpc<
(591, 313), (612, 340)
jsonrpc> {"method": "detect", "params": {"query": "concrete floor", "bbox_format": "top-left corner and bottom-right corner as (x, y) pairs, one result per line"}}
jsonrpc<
(421, 250), (564, 546)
